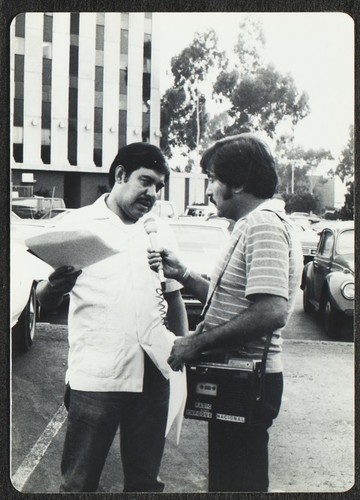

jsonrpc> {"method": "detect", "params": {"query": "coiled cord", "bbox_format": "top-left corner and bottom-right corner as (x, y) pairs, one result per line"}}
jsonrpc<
(156, 286), (168, 328)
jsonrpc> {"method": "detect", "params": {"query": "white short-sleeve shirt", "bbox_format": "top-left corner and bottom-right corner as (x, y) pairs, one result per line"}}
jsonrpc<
(56, 194), (182, 391)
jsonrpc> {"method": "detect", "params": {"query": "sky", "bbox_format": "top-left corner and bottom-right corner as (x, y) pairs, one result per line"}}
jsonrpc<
(154, 12), (354, 162)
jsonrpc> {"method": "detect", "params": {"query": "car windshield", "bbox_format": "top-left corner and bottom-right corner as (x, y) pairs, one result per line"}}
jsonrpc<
(170, 223), (228, 269)
(336, 229), (354, 255)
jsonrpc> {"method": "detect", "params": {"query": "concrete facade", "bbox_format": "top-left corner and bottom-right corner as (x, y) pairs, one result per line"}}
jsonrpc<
(10, 12), (170, 209)
(311, 174), (348, 210)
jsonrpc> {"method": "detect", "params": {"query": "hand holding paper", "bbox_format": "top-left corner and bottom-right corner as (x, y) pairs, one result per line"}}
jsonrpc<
(25, 230), (119, 269)
(48, 266), (83, 294)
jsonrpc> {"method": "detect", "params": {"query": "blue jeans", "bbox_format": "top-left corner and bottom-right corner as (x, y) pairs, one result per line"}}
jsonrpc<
(208, 372), (283, 492)
(60, 355), (169, 492)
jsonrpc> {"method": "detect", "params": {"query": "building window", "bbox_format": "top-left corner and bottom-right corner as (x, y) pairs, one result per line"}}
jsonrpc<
(41, 101), (51, 130)
(143, 38), (151, 73)
(13, 98), (24, 127)
(70, 13), (79, 35)
(14, 54), (24, 82)
(143, 35), (151, 58)
(13, 143), (23, 163)
(142, 112), (150, 142)
(96, 24), (104, 51)
(43, 14), (53, 42)
(14, 54), (24, 127)
(142, 73), (151, 104)
(94, 107), (103, 133)
(94, 148), (102, 166)
(142, 29), (152, 143)
(15, 82), (24, 99)
(94, 18), (104, 167)
(69, 45), (79, 76)
(120, 29), (128, 55)
(69, 87), (78, 118)
(15, 13), (25, 38)
(68, 16), (79, 166)
(95, 66), (103, 92)
(42, 58), (52, 86)
(42, 15), (52, 165)
(41, 145), (51, 164)
(120, 69), (127, 95)
(68, 15), (79, 163)
(119, 109), (127, 148)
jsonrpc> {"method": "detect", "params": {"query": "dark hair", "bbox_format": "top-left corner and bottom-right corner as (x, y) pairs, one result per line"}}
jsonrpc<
(200, 133), (278, 199)
(108, 142), (170, 188)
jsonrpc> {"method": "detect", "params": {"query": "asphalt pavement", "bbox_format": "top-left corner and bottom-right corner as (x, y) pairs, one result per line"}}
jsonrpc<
(10, 323), (355, 495)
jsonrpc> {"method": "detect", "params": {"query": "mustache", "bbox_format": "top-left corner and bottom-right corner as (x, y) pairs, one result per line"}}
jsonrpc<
(137, 196), (154, 207)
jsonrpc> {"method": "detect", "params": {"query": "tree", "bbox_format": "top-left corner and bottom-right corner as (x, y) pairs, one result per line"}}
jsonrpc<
(233, 17), (266, 75)
(161, 17), (311, 168)
(213, 64), (310, 139)
(275, 140), (333, 194)
(335, 181), (354, 220)
(330, 125), (354, 183)
(160, 30), (226, 161)
(212, 19), (310, 139)
(283, 191), (321, 214)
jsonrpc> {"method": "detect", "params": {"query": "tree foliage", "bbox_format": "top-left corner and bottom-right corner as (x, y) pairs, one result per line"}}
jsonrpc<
(275, 137), (333, 194)
(214, 65), (310, 138)
(233, 18), (266, 75)
(160, 17), (311, 169)
(331, 125), (354, 183)
(160, 30), (226, 158)
(335, 181), (354, 220)
(211, 19), (310, 139)
(282, 191), (321, 214)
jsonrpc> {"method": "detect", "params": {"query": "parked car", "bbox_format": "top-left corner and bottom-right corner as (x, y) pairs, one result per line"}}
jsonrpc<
(300, 221), (354, 339)
(11, 240), (52, 352)
(11, 216), (53, 352)
(12, 196), (66, 219)
(168, 218), (230, 329)
(289, 214), (321, 230)
(182, 204), (216, 218)
(290, 221), (321, 264)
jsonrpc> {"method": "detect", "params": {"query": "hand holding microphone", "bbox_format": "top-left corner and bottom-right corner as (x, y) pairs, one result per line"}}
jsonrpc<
(144, 218), (167, 292)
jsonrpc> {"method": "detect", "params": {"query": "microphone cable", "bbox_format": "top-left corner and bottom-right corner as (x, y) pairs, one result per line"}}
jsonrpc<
(155, 285), (168, 328)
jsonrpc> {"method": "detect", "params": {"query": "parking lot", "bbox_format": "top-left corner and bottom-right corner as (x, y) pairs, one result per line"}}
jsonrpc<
(9, 289), (355, 494)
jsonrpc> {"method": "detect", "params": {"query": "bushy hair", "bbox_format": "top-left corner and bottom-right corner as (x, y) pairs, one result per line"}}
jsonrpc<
(108, 142), (170, 187)
(200, 133), (278, 199)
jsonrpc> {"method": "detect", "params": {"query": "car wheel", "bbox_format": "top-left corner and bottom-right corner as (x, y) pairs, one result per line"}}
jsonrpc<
(12, 284), (37, 352)
(321, 293), (342, 339)
(303, 283), (314, 314)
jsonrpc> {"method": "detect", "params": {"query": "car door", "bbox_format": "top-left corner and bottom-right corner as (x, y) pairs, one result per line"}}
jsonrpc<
(312, 229), (335, 302)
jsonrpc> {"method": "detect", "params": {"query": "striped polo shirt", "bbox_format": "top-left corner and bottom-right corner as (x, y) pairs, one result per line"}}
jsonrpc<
(203, 204), (303, 373)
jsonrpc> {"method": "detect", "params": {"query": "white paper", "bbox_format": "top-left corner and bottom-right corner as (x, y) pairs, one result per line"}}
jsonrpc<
(24, 230), (119, 270)
(167, 369), (187, 444)
(140, 326), (187, 443)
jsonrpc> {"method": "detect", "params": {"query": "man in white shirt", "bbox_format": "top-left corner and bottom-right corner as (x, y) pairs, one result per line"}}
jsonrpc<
(36, 142), (188, 492)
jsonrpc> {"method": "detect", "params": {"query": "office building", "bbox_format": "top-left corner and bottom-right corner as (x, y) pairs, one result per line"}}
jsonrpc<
(10, 12), (162, 207)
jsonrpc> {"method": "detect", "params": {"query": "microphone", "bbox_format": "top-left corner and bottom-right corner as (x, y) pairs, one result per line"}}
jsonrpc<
(144, 217), (166, 292)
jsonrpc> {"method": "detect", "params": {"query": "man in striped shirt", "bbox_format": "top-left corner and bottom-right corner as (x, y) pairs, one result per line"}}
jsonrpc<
(148, 133), (303, 492)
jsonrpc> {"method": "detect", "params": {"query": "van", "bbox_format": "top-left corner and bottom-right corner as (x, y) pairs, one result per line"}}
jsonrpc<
(150, 200), (178, 218)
